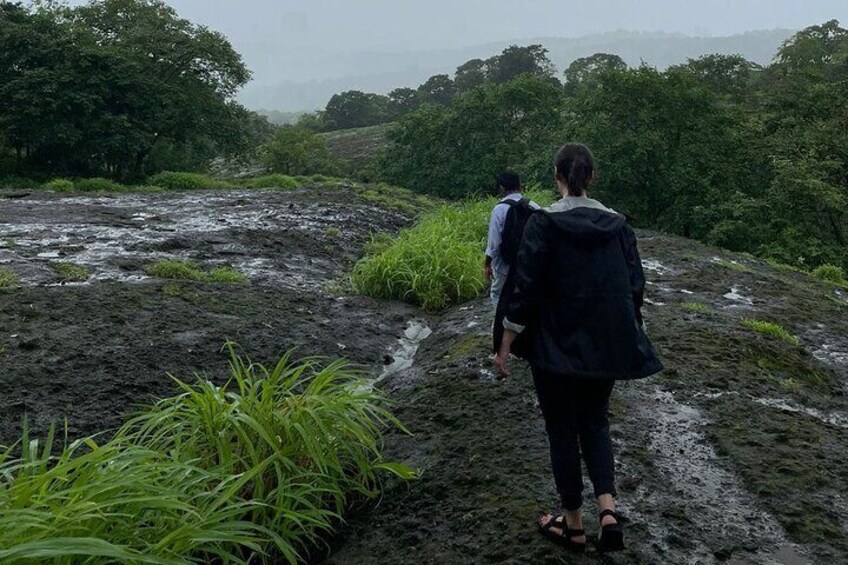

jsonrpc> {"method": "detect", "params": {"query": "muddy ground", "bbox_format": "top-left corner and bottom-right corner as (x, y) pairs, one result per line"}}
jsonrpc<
(1, 186), (847, 564)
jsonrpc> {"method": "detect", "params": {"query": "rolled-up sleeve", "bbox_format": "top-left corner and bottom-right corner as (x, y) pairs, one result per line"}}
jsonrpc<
(504, 213), (549, 334)
(485, 203), (507, 260)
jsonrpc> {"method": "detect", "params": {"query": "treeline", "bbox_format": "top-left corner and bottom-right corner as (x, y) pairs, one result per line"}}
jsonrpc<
(0, 0), (274, 182)
(297, 45), (556, 131)
(371, 21), (847, 271)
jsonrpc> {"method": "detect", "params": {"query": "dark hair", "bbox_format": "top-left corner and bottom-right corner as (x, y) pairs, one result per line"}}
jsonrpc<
(554, 143), (595, 196)
(496, 171), (522, 194)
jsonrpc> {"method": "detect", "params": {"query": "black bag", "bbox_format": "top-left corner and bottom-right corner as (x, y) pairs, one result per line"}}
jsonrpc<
(498, 198), (535, 266)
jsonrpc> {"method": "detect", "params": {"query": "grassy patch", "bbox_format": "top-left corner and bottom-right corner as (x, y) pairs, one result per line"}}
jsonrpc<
(325, 226), (341, 238)
(715, 258), (750, 272)
(50, 262), (89, 282)
(146, 259), (246, 284)
(352, 190), (551, 311)
(75, 177), (125, 192)
(811, 264), (846, 285)
(43, 178), (75, 192)
(0, 346), (414, 563)
(0, 267), (19, 289)
(244, 174), (300, 189)
(148, 172), (232, 190)
(741, 319), (799, 346)
(682, 302), (712, 314)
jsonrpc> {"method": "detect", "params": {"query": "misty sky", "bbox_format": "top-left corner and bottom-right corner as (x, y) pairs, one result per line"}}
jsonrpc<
(63, 0), (848, 108)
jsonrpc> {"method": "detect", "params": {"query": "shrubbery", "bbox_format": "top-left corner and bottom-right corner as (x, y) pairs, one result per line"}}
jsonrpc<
(43, 179), (74, 192)
(352, 190), (552, 310)
(246, 174), (300, 189)
(148, 172), (231, 190)
(811, 264), (845, 284)
(75, 177), (124, 192)
(0, 347), (413, 563)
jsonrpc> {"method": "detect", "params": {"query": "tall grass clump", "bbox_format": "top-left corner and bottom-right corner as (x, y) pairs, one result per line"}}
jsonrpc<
(0, 346), (414, 564)
(811, 264), (845, 284)
(741, 318), (800, 346)
(351, 189), (553, 311)
(148, 172), (231, 191)
(245, 174), (300, 189)
(50, 262), (89, 282)
(352, 199), (492, 310)
(0, 267), (19, 289)
(43, 178), (75, 192)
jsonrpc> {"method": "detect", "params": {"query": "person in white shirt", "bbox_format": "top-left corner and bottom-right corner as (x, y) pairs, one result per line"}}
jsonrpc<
(484, 171), (539, 308)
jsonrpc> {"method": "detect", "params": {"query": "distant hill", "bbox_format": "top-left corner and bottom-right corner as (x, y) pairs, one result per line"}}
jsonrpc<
(240, 28), (793, 111)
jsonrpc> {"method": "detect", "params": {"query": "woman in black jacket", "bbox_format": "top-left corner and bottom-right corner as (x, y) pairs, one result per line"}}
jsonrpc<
(494, 143), (662, 553)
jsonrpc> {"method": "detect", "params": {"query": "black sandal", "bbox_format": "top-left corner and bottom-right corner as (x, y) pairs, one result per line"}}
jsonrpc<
(597, 509), (625, 552)
(538, 515), (587, 552)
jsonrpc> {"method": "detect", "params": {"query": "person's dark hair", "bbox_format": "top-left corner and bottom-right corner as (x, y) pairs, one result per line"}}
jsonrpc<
(554, 143), (595, 196)
(496, 171), (522, 194)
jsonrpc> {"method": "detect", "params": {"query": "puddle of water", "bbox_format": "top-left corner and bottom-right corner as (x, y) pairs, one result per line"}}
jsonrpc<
(376, 320), (432, 383)
(642, 259), (674, 275)
(620, 385), (802, 564)
(723, 286), (753, 306)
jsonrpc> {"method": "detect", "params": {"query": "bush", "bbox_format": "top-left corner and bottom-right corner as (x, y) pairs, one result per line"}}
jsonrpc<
(741, 319), (799, 346)
(245, 174), (300, 189)
(0, 176), (40, 189)
(75, 177), (124, 192)
(148, 172), (230, 190)
(352, 189), (553, 311)
(43, 178), (75, 192)
(811, 264), (845, 284)
(0, 347), (414, 563)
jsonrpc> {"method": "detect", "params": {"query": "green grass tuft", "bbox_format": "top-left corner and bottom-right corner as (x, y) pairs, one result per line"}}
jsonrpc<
(146, 259), (247, 284)
(0, 267), (19, 289)
(148, 172), (231, 191)
(206, 266), (248, 284)
(682, 302), (712, 314)
(811, 264), (845, 284)
(245, 174), (300, 189)
(0, 346), (415, 564)
(50, 262), (89, 282)
(741, 318), (799, 346)
(43, 178), (75, 192)
(716, 259), (750, 272)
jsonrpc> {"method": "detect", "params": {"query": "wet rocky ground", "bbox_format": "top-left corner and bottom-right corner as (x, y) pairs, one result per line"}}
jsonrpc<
(1, 186), (846, 564)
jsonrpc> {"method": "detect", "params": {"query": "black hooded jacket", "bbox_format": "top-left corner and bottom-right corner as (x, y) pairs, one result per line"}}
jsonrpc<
(494, 204), (663, 380)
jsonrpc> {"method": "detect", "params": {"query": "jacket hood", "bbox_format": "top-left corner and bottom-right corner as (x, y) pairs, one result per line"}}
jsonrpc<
(545, 203), (626, 242)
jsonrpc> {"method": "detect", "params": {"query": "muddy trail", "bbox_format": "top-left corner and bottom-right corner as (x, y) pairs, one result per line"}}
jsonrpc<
(2, 186), (847, 564)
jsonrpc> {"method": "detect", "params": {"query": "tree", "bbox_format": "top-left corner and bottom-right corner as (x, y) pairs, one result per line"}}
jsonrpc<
(261, 127), (338, 176)
(0, 0), (253, 180)
(455, 59), (488, 92)
(416, 74), (457, 107)
(563, 53), (627, 91)
(670, 54), (761, 99)
(323, 91), (390, 130)
(387, 87), (421, 119)
(485, 45), (556, 84)
(380, 74), (567, 197)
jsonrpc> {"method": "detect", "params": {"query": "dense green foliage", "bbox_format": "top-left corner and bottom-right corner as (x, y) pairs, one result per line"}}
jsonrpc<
(0, 1), (271, 182)
(261, 128), (340, 176)
(0, 348), (413, 563)
(352, 190), (553, 311)
(300, 44), (556, 132)
(376, 21), (848, 270)
(147, 172), (232, 191)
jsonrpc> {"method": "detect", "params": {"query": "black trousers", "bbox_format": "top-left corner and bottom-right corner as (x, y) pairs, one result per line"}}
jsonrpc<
(531, 365), (617, 511)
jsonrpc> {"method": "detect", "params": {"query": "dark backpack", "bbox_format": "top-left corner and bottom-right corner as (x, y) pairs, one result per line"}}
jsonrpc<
(498, 198), (535, 266)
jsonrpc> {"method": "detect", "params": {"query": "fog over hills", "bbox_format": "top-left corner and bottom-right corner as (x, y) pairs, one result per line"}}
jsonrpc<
(241, 29), (793, 111)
